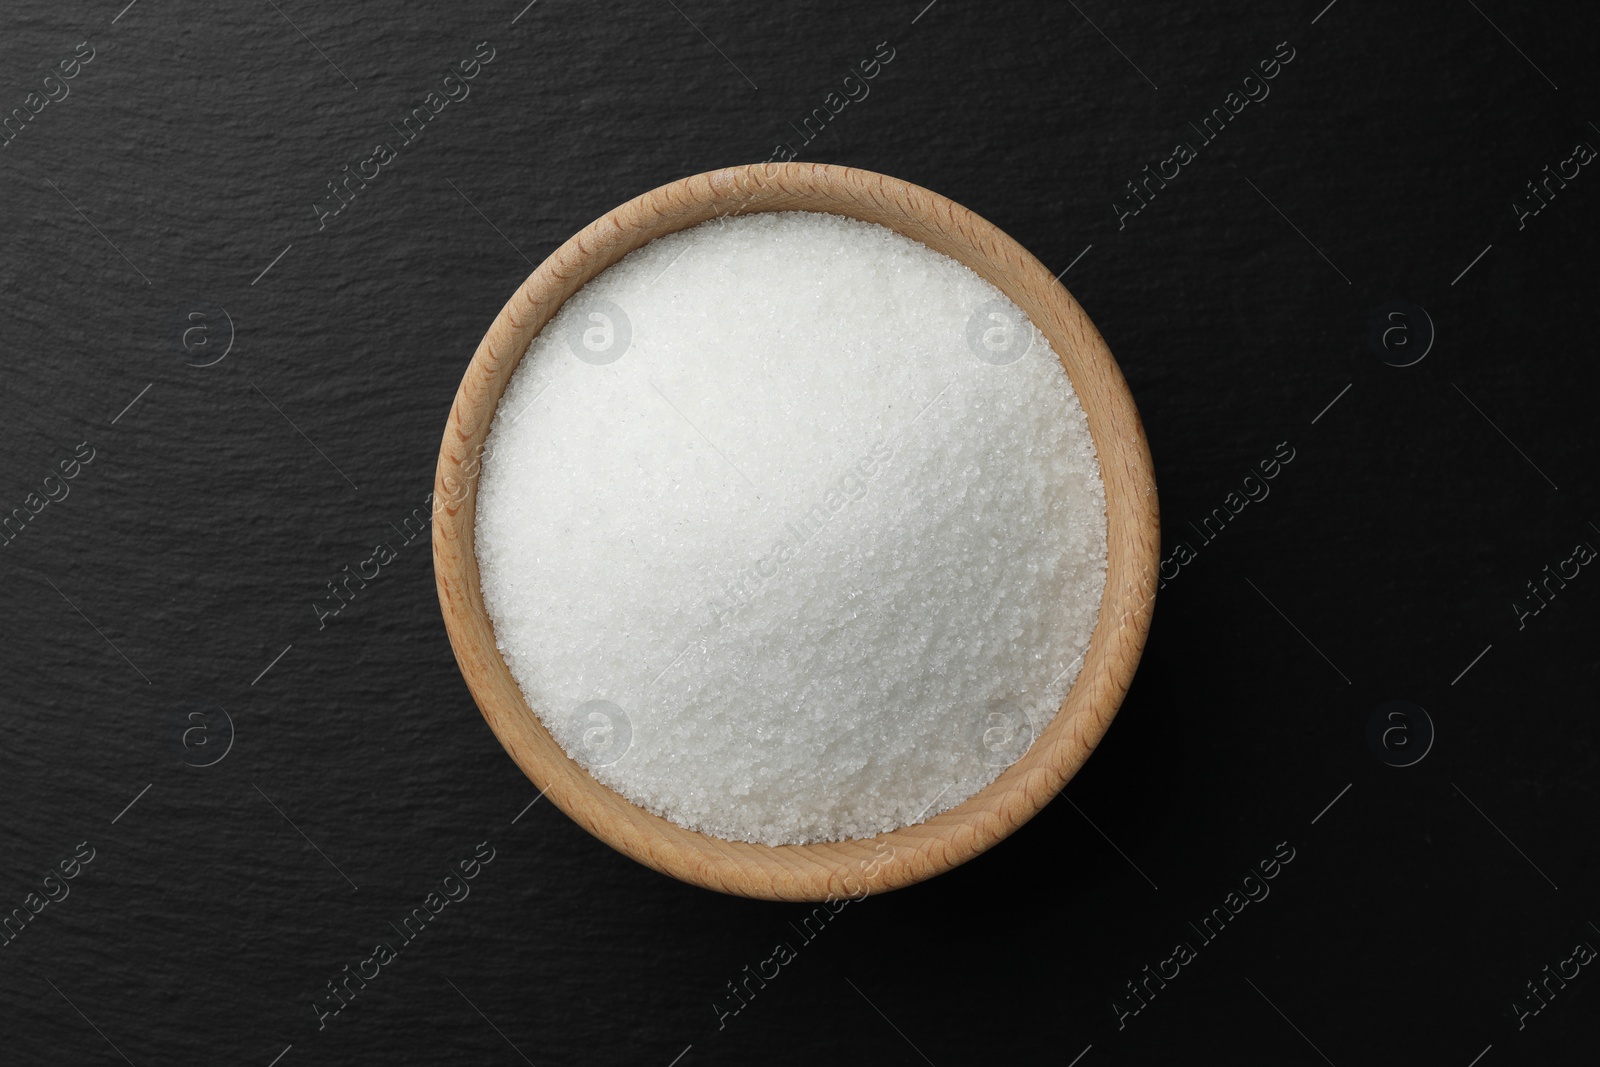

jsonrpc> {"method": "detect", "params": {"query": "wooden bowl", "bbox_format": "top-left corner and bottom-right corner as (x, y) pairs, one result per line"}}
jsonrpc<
(434, 163), (1158, 901)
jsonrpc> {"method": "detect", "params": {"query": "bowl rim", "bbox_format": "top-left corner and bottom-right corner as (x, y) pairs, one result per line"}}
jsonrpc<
(433, 161), (1159, 901)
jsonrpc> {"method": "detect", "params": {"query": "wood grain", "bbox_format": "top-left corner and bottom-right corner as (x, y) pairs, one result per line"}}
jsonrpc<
(433, 162), (1159, 901)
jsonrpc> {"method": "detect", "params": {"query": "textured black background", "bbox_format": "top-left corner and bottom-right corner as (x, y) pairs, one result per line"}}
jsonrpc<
(3, 1), (1598, 1064)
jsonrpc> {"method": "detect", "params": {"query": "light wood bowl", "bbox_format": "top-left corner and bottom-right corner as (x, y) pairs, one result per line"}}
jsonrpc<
(434, 163), (1158, 901)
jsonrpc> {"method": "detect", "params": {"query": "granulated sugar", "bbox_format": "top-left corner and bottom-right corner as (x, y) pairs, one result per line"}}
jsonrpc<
(475, 211), (1106, 846)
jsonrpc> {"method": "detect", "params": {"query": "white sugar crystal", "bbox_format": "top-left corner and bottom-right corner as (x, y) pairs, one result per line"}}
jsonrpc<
(475, 211), (1106, 846)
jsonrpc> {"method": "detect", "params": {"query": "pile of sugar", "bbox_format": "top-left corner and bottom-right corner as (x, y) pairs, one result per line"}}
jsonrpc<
(475, 211), (1106, 846)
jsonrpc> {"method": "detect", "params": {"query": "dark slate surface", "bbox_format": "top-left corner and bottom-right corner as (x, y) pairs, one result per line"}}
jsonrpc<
(2, 1), (1598, 1064)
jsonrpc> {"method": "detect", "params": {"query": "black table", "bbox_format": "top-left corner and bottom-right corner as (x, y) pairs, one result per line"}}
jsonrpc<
(2, 1), (1596, 1063)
